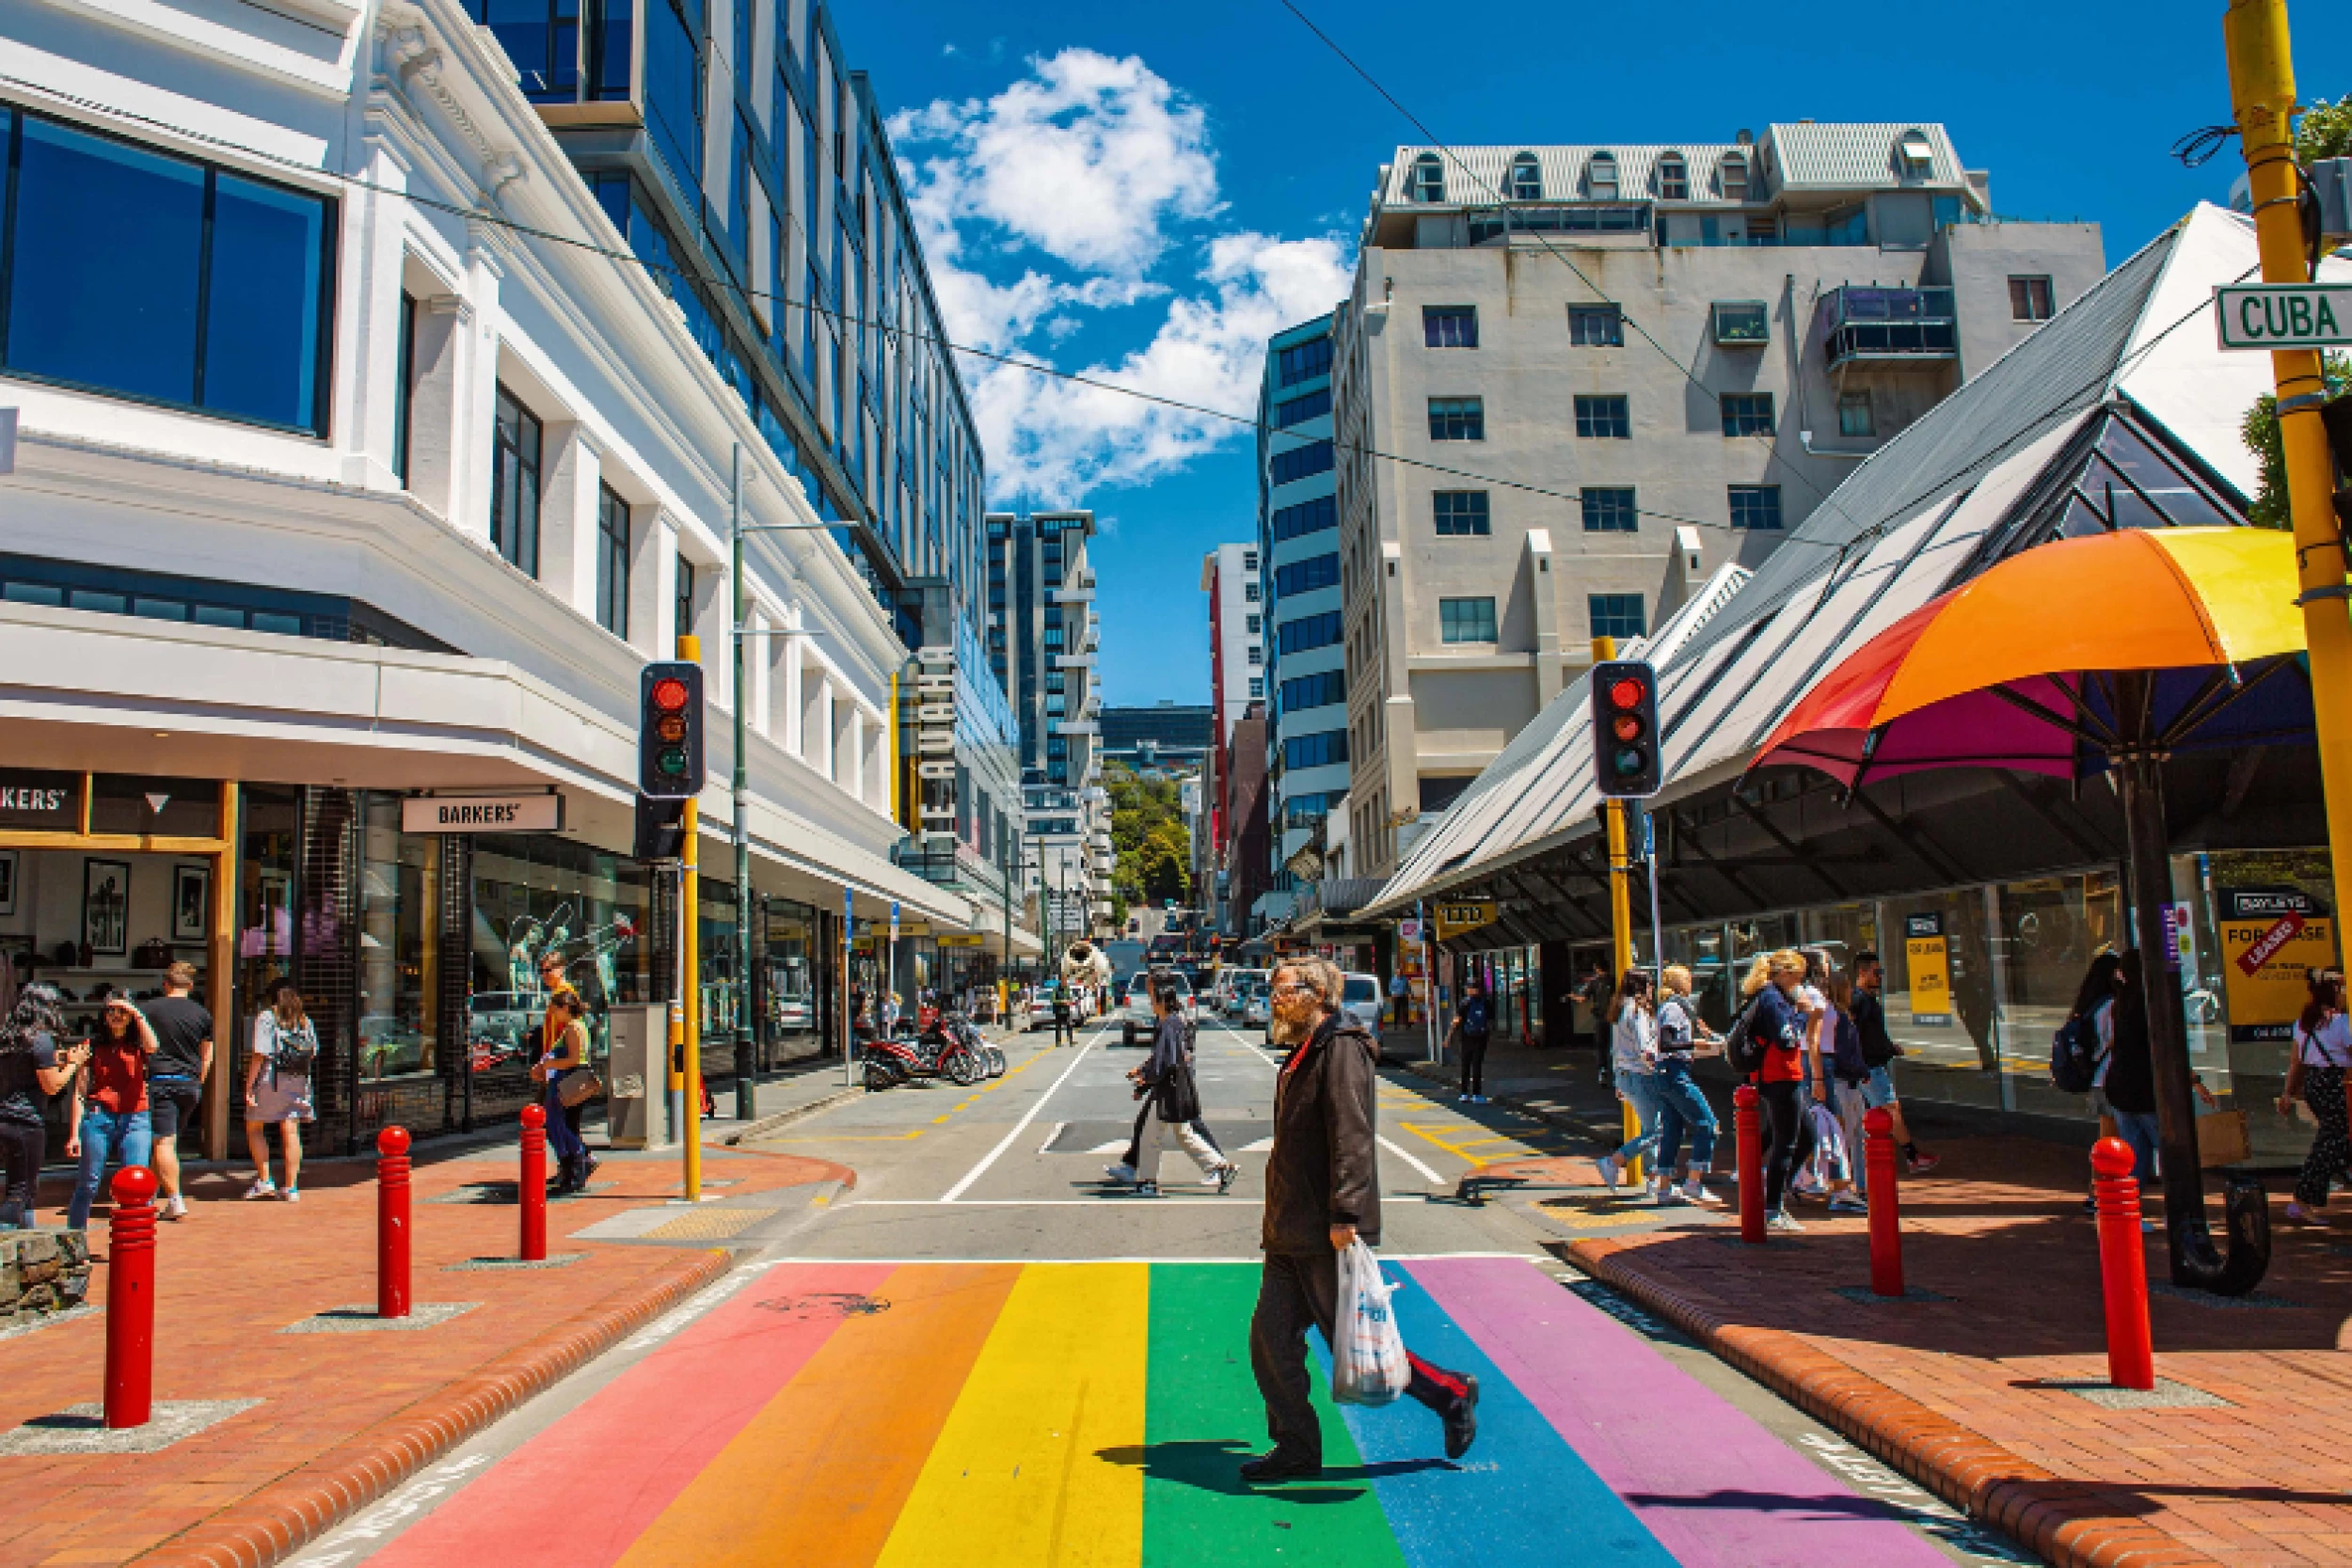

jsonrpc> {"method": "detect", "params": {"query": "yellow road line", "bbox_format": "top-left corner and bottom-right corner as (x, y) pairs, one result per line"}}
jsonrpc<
(874, 1263), (1147, 1567)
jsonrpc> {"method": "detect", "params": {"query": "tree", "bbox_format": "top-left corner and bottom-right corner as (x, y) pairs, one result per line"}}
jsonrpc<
(2240, 352), (2351, 529)
(2298, 97), (2352, 164)
(1104, 763), (1191, 911)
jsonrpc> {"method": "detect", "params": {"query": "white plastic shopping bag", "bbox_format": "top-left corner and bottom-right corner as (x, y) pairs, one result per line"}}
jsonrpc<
(1330, 1240), (1410, 1406)
(1804, 1101), (1850, 1187)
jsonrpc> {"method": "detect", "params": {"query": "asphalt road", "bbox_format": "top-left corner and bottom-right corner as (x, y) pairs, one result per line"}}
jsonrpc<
(281, 1019), (2035, 1568)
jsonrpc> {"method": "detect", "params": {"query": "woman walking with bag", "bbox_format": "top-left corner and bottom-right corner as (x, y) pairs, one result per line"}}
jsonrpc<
(1740, 950), (1815, 1233)
(243, 987), (318, 1201)
(536, 990), (598, 1195)
(1129, 970), (1235, 1196)
(1592, 970), (1661, 1193)
(1649, 966), (1723, 1207)
(2282, 968), (2351, 1224)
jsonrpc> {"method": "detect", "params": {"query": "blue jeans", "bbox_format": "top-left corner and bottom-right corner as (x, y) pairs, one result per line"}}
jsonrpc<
(2112, 1109), (2161, 1187)
(69, 1105), (153, 1230)
(545, 1077), (588, 1163)
(1610, 1073), (1661, 1166)
(1651, 1057), (1719, 1175)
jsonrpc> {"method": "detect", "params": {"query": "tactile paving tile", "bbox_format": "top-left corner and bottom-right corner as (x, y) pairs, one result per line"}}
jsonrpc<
(637, 1206), (781, 1241)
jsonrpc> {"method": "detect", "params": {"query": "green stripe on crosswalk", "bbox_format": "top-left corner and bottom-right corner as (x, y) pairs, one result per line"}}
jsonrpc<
(1141, 1263), (1407, 1568)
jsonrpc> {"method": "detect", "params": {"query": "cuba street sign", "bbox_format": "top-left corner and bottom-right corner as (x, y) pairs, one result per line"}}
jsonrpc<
(2214, 282), (2352, 351)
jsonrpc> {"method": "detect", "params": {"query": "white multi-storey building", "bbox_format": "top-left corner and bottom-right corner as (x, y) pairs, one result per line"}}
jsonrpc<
(0, 0), (1025, 1160)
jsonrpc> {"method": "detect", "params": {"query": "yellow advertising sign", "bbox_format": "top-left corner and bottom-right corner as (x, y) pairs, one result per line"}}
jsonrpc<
(1902, 912), (1951, 1026)
(2218, 889), (2340, 1042)
(935, 933), (985, 948)
(1433, 900), (1499, 942)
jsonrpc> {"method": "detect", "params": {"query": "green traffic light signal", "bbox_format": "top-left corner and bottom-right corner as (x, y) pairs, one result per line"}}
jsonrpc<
(658, 747), (690, 776)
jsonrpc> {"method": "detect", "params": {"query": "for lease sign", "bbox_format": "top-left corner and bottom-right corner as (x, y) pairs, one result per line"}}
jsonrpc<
(2217, 887), (2339, 1042)
(2214, 283), (2352, 350)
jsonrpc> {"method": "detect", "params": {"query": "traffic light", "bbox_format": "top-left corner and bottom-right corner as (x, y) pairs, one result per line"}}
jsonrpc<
(1591, 659), (1661, 799)
(639, 661), (704, 799)
(632, 794), (687, 861)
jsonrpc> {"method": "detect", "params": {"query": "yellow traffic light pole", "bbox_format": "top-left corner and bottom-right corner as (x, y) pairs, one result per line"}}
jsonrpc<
(678, 632), (703, 1203)
(1594, 635), (1642, 1182)
(2226, 0), (2352, 935)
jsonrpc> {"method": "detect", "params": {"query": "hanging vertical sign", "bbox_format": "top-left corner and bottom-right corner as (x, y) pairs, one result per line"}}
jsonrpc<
(1903, 912), (1952, 1026)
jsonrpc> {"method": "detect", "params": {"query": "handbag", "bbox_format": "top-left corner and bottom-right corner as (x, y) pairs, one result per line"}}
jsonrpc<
(557, 1069), (604, 1109)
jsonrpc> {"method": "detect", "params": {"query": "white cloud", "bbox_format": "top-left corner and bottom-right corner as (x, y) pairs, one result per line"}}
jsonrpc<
(888, 49), (1352, 501)
(963, 232), (1352, 500)
(891, 48), (1221, 280)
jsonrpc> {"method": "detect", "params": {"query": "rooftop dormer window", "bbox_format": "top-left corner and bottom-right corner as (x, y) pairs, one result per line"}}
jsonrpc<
(1587, 150), (1618, 198)
(1897, 129), (1934, 179)
(1720, 150), (1749, 200)
(1508, 151), (1542, 201)
(1410, 152), (1445, 203)
(1656, 152), (1689, 200)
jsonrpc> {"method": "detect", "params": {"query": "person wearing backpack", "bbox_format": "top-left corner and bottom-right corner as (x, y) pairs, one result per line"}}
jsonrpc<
(243, 986), (319, 1202)
(1647, 966), (1723, 1207)
(1445, 978), (1493, 1103)
(2283, 968), (2352, 1224)
(1820, 974), (1873, 1214)
(1739, 950), (1815, 1233)
(1851, 952), (1937, 1176)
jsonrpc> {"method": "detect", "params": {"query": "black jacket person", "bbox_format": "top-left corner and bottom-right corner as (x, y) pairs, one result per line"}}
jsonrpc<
(1242, 958), (1479, 1484)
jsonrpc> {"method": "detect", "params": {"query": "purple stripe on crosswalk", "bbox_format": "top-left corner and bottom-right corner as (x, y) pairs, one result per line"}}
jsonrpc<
(1404, 1258), (1954, 1568)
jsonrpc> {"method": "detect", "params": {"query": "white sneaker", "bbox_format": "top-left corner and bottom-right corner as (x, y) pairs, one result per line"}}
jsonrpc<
(1684, 1177), (1724, 1208)
(1656, 1180), (1692, 1206)
(1592, 1155), (1623, 1191)
(244, 1180), (277, 1201)
(162, 1195), (188, 1220)
(1104, 1163), (1137, 1185)
(1767, 1211), (1804, 1235)
(280, 1188), (301, 1203)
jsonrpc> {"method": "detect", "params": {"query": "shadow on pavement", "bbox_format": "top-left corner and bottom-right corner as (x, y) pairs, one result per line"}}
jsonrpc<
(1095, 1440), (1452, 1500)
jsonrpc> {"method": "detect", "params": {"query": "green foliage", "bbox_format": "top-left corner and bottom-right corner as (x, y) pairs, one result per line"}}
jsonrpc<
(2241, 351), (2352, 530)
(1104, 763), (1191, 909)
(2298, 97), (2352, 164)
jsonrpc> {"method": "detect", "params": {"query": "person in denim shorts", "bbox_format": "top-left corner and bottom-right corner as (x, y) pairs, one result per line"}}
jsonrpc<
(142, 962), (213, 1221)
(1851, 952), (1938, 1177)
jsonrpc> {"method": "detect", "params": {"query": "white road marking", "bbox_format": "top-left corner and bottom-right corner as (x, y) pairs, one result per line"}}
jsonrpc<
(1378, 1134), (1446, 1183)
(939, 1033), (1101, 1202)
(1037, 1121), (1066, 1155)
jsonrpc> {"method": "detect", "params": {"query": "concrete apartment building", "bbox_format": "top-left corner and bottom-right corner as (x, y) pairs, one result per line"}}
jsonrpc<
(1325, 125), (2106, 879)
(984, 511), (1109, 936)
(1200, 541), (1263, 927)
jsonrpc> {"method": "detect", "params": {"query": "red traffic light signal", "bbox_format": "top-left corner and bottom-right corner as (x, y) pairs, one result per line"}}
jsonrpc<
(639, 661), (704, 800)
(1591, 658), (1661, 799)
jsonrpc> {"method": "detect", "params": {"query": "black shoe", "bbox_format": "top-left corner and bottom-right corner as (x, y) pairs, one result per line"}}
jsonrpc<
(1443, 1374), (1480, 1460)
(1239, 1449), (1323, 1484)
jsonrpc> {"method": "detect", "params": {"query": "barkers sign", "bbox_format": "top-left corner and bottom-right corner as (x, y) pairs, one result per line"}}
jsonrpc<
(400, 794), (564, 834)
(0, 770), (83, 832)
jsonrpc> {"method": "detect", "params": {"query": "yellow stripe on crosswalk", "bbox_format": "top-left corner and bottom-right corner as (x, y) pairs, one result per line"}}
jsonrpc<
(874, 1263), (1148, 1568)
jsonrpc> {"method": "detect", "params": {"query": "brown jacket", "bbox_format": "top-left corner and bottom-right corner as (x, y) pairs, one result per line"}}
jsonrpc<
(1262, 1014), (1381, 1254)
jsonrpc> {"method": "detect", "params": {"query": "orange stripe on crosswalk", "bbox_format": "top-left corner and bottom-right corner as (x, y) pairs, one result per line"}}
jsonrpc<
(614, 1262), (1021, 1568)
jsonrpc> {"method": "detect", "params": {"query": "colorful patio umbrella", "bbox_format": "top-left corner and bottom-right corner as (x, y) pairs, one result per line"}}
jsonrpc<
(1754, 528), (2310, 1296)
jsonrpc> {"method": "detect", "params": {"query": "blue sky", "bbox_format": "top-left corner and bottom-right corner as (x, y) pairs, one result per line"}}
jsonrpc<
(834, 0), (2352, 705)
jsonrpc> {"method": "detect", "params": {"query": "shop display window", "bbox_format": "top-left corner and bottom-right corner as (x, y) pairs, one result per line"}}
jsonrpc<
(1877, 889), (2004, 1111)
(356, 795), (437, 1082)
(469, 835), (652, 1072)
(1996, 871), (2125, 1119)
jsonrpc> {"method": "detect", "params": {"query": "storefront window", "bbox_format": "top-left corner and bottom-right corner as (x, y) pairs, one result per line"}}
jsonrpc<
(469, 835), (651, 1069)
(2193, 848), (2339, 1163)
(699, 879), (740, 1047)
(762, 898), (819, 1058)
(1996, 871), (2123, 1119)
(356, 794), (437, 1081)
(1664, 925), (1733, 1028)
(1799, 902), (1879, 974)
(1879, 888), (2003, 1110)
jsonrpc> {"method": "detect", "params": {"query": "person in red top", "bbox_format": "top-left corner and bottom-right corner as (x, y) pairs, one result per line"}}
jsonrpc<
(1739, 950), (1817, 1234)
(67, 994), (158, 1230)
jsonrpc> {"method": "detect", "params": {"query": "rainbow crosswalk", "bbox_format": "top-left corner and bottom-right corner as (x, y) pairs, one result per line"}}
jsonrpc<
(368, 1258), (1954, 1567)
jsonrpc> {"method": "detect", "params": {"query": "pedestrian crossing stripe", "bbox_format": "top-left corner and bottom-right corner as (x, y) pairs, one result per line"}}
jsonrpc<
(362, 1259), (1958, 1568)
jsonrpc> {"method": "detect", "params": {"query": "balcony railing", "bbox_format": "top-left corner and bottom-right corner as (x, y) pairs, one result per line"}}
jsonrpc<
(1820, 285), (1957, 368)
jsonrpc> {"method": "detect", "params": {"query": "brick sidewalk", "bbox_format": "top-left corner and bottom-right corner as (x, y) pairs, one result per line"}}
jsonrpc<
(1563, 1134), (2352, 1567)
(0, 1138), (848, 1568)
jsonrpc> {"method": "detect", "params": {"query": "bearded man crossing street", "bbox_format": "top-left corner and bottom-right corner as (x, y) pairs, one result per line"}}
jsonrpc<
(1244, 957), (1479, 1483)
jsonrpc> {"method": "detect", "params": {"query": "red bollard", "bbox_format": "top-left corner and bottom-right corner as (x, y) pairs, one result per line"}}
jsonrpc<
(519, 1104), (548, 1263)
(103, 1165), (159, 1430)
(377, 1126), (412, 1320)
(1864, 1107), (1903, 1297)
(1734, 1085), (1765, 1243)
(2091, 1136), (2155, 1392)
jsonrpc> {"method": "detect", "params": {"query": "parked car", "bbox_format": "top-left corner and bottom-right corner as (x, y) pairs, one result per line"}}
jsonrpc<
(1025, 991), (1058, 1032)
(1339, 973), (1384, 1034)
(1242, 980), (1271, 1028)
(1118, 970), (1194, 1047)
(1219, 968), (1268, 1017)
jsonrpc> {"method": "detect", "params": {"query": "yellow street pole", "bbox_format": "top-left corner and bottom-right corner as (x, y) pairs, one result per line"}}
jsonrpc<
(2227, 0), (2352, 932)
(1594, 635), (1642, 1183)
(679, 631), (703, 1202)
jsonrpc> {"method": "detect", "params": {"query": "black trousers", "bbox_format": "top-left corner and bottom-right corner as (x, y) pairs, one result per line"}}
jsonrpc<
(1757, 1078), (1818, 1213)
(1120, 1100), (1223, 1167)
(1457, 1033), (1490, 1096)
(1248, 1250), (1470, 1464)
(1054, 1017), (1076, 1047)
(0, 1117), (42, 1227)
